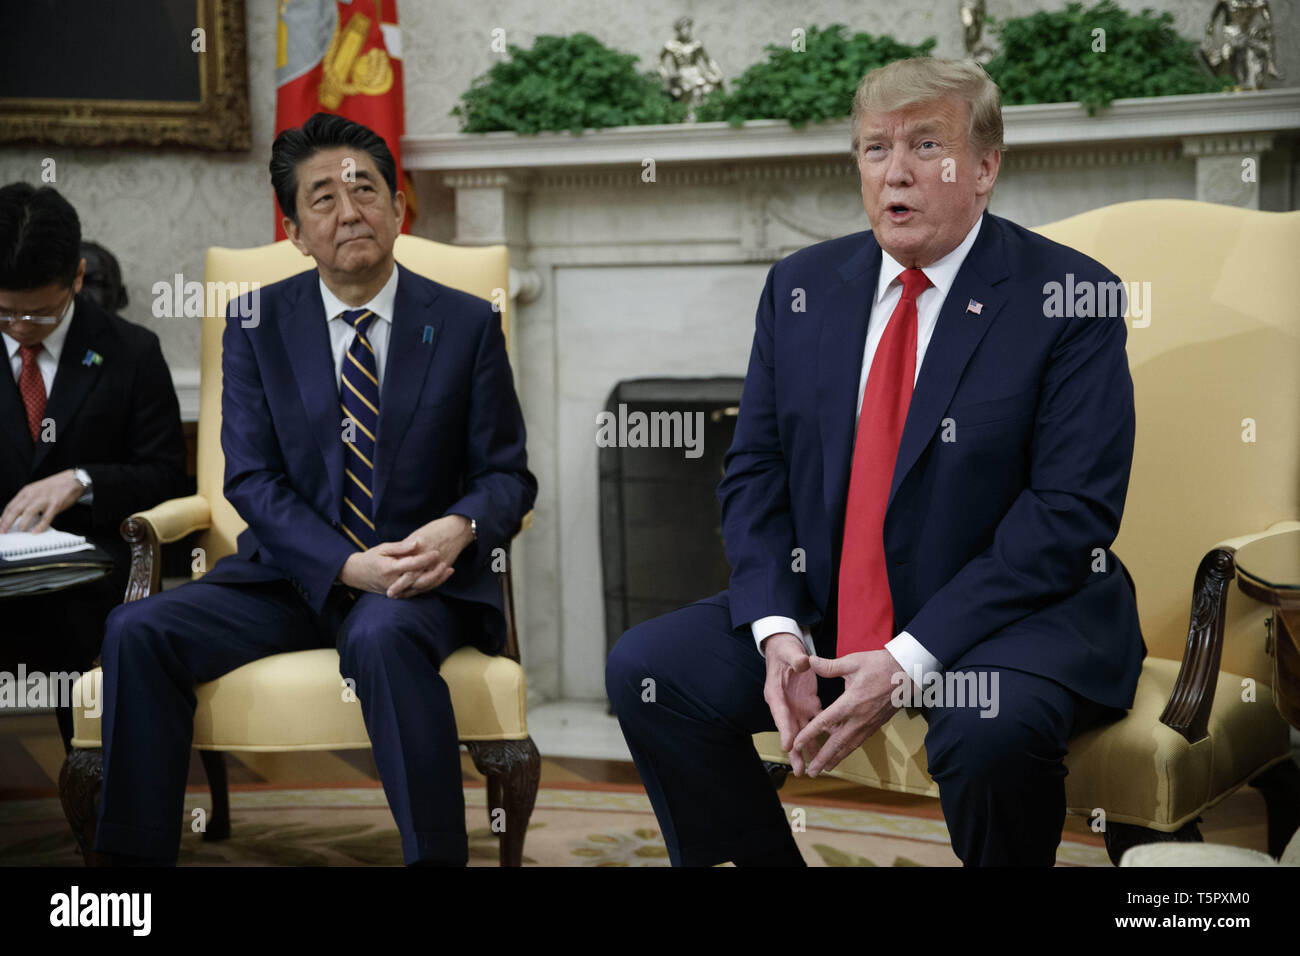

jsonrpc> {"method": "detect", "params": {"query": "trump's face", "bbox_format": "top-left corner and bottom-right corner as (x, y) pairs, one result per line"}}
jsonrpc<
(283, 146), (405, 284)
(855, 95), (999, 268)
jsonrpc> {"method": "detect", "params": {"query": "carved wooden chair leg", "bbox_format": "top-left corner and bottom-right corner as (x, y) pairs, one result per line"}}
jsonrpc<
(59, 747), (109, 866)
(1248, 758), (1300, 859)
(199, 750), (231, 841)
(465, 737), (541, 867)
(1103, 819), (1203, 865)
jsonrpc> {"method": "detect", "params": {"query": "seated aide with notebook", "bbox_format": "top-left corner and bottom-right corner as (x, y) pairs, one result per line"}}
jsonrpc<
(0, 183), (189, 751)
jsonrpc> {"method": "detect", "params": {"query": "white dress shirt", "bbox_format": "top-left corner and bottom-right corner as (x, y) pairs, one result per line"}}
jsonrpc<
(753, 214), (985, 684)
(4, 294), (92, 504)
(318, 263), (398, 389)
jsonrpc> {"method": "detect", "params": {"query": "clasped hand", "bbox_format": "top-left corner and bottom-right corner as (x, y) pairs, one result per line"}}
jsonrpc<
(762, 633), (907, 777)
(338, 514), (474, 599)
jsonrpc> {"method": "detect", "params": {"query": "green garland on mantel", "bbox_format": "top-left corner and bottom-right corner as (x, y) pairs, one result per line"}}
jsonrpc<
(452, 4), (1236, 134)
(695, 25), (936, 127)
(985, 1), (1231, 116)
(451, 33), (686, 133)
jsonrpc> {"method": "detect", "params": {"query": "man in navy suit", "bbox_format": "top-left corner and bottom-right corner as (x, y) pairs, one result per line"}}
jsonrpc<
(607, 58), (1144, 866)
(94, 113), (536, 866)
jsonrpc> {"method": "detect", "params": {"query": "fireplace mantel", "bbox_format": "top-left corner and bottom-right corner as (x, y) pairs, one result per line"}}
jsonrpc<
(406, 89), (1300, 173)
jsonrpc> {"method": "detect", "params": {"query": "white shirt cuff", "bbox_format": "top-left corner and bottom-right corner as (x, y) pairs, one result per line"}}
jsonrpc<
(752, 616), (816, 657)
(884, 630), (942, 686)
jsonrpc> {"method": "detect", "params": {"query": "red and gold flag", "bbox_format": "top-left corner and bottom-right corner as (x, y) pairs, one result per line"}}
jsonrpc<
(274, 0), (413, 238)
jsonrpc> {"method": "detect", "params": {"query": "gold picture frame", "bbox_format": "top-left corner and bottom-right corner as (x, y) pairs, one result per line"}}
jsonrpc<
(0, 0), (250, 151)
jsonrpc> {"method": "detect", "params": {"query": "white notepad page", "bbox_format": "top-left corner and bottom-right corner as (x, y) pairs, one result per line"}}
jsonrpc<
(0, 529), (94, 561)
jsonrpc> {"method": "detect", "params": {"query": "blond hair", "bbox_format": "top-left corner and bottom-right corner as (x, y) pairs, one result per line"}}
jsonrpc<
(850, 57), (1004, 157)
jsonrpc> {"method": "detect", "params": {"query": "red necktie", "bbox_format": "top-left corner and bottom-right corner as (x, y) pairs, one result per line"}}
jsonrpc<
(836, 267), (930, 655)
(18, 344), (46, 442)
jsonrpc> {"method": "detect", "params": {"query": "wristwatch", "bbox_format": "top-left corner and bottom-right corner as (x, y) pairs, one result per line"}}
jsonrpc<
(73, 468), (93, 494)
(467, 517), (477, 541)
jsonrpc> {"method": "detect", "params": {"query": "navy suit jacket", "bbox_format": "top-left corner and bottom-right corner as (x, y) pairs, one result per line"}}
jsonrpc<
(202, 263), (537, 655)
(718, 210), (1146, 710)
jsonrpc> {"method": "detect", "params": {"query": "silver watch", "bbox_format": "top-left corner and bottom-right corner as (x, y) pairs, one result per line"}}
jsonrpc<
(468, 517), (477, 541)
(74, 468), (93, 492)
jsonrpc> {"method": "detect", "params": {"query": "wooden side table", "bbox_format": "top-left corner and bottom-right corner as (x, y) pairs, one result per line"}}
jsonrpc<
(1235, 529), (1300, 730)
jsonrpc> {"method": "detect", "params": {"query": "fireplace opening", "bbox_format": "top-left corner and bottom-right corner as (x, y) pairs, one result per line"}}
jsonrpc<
(598, 377), (745, 704)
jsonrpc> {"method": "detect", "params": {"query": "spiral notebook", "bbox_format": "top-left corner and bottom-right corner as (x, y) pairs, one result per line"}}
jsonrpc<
(0, 530), (95, 561)
(0, 531), (113, 599)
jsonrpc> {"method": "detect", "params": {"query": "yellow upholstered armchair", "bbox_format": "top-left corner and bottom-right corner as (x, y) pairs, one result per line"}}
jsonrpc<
(59, 236), (539, 866)
(754, 200), (1300, 864)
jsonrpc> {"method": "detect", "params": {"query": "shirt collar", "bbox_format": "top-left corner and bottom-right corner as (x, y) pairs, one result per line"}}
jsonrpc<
(875, 213), (984, 306)
(319, 262), (399, 327)
(3, 291), (77, 363)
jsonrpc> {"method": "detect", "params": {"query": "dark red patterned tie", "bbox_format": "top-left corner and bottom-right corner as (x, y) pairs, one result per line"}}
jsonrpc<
(836, 268), (931, 655)
(18, 344), (46, 442)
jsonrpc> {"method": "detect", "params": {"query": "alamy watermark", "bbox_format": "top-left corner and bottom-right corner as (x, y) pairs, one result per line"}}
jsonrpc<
(151, 274), (261, 328)
(891, 668), (1000, 718)
(0, 664), (100, 718)
(595, 403), (705, 459)
(1041, 273), (1151, 328)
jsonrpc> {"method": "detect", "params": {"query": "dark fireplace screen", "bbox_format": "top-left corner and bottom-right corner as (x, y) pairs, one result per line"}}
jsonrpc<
(598, 377), (745, 689)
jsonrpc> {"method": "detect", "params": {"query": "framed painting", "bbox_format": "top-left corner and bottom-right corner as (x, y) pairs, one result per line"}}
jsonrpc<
(0, 0), (250, 150)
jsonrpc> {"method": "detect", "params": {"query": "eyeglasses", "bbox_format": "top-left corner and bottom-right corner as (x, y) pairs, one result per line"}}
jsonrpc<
(0, 290), (73, 325)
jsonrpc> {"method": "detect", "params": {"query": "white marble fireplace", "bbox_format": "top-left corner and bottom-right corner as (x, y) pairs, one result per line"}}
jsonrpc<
(402, 89), (1300, 704)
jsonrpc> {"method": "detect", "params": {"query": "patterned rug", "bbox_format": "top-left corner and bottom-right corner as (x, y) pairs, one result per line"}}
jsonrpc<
(0, 783), (1111, 866)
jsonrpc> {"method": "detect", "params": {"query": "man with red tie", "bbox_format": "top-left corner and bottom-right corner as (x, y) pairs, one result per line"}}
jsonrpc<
(606, 57), (1144, 866)
(0, 183), (189, 752)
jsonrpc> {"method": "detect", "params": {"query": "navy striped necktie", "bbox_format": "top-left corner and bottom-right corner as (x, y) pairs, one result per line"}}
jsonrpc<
(339, 308), (380, 550)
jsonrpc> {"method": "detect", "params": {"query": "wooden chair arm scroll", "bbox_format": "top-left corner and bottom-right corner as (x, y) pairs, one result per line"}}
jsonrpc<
(120, 494), (213, 603)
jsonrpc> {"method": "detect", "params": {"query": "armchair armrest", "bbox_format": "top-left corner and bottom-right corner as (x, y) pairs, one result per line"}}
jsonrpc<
(120, 494), (213, 603)
(1160, 520), (1300, 744)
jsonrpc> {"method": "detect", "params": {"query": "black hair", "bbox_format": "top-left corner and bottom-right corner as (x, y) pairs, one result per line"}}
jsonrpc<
(0, 182), (82, 290)
(270, 112), (399, 224)
(80, 240), (129, 311)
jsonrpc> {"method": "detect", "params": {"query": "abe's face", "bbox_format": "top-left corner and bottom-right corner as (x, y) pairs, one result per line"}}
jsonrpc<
(855, 95), (999, 267)
(284, 146), (404, 280)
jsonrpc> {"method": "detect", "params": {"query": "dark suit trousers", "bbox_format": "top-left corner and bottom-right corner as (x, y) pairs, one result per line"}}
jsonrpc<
(606, 597), (1124, 866)
(92, 577), (471, 865)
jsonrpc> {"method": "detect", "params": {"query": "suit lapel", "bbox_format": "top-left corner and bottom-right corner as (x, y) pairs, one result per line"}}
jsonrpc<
(887, 213), (1008, 510)
(32, 299), (107, 472)
(373, 265), (441, 511)
(279, 273), (346, 519)
(819, 212), (1011, 543)
(818, 237), (881, 549)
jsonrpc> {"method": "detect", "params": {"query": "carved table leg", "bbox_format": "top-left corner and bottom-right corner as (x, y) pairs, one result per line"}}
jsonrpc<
(59, 748), (109, 866)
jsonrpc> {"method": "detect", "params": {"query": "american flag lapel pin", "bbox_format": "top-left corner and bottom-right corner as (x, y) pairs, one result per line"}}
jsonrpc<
(966, 299), (983, 315)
